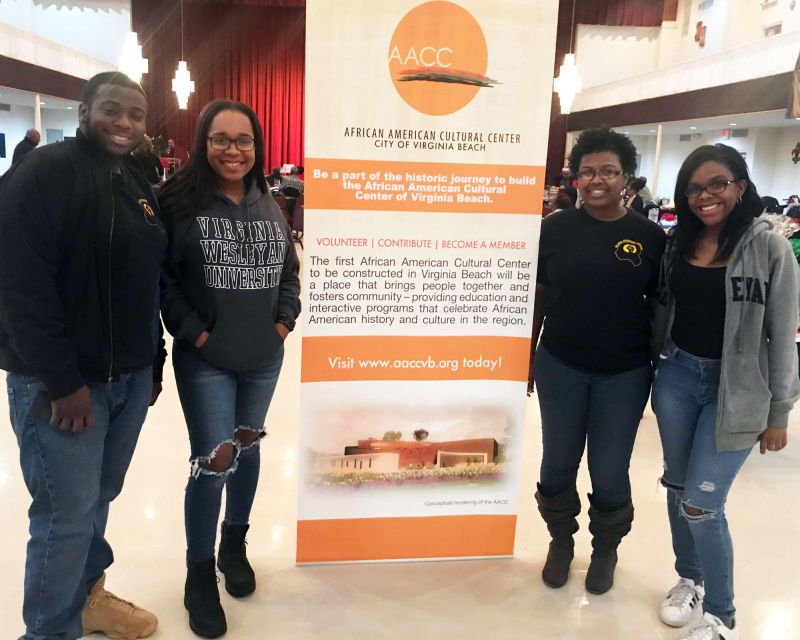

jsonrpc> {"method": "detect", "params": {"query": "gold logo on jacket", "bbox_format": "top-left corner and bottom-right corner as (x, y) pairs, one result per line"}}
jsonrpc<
(138, 199), (155, 218)
(614, 239), (644, 266)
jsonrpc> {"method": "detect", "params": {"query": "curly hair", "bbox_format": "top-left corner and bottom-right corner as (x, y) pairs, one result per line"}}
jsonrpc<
(673, 144), (761, 262)
(568, 127), (638, 176)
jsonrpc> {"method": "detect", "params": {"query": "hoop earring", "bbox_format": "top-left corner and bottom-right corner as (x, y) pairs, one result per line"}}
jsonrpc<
(737, 195), (742, 205)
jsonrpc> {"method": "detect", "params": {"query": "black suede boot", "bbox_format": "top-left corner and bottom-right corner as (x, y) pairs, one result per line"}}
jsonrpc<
(535, 484), (581, 588)
(218, 522), (256, 597)
(585, 496), (634, 595)
(184, 557), (227, 638)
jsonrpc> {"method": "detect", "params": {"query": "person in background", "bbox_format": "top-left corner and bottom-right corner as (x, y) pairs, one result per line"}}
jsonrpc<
(134, 134), (163, 186)
(280, 165), (304, 195)
(530, 127), (666, 595)
(561, 186), (578, 208)
(551, 189), (575, 214)
(163, 138), (190, 173)
(0, 71), (165, 640)
(266, 167), (282, 188)
(625, 177), (647, 215)
(552, 166), (573, 188)
(11, 128), (41, 165)
(158, 100), (300, 638)
(638, 176), (654, 202)
(651, 143), (799, 640)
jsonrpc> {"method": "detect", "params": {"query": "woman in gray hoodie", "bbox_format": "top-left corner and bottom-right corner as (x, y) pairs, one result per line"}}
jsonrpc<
(651, 144), (799, 640)
(158, 100), (300, 638)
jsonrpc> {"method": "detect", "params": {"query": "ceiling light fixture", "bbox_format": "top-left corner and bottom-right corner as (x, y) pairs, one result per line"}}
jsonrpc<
(117, 31), (148, 82)
(553, 0), (582, 115)
(172, 0), (195, 110)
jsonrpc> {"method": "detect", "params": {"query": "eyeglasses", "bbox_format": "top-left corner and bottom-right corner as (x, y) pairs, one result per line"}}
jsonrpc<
(207, 135), (256, 151)
(684, 179), (735, 199)
(578, 167), (624, 181)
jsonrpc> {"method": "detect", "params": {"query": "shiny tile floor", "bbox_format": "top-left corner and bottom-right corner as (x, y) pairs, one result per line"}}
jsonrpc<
(1, 288), (799, 639)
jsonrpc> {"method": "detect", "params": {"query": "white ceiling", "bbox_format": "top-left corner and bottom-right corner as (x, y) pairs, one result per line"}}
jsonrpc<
(0, 86), (78, 111)
(617, 110), (800, 137)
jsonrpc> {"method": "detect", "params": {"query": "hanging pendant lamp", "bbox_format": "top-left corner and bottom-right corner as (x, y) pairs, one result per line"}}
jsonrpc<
(553, 0), (582, 115)
(172, 0), (195, 110)
(118, 31), (148, 82)
(554, 53), (582, 115)
(172, 61), (195, 110)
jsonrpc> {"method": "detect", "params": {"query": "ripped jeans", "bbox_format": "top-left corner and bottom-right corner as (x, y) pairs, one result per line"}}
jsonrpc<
(173, 340), (284, 562)
(652, 340), (751, 623)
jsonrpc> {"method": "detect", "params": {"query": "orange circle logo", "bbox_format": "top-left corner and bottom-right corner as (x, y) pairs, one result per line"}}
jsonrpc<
(388, 1), (497, 116)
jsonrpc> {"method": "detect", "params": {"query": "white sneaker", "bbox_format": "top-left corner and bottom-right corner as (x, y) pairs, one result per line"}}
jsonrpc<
(680, 612), (739, 640)
(660, 577), (704, 627)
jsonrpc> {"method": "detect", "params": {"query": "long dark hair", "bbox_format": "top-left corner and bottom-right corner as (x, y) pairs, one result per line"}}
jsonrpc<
(673, 144), (761, 261)
(158, 100), (268, 218)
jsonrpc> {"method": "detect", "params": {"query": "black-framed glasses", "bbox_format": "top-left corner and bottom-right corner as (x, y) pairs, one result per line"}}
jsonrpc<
(578, 166), (624, 181)
(207, 135), (256, 151)
(684, 179), (735, 199)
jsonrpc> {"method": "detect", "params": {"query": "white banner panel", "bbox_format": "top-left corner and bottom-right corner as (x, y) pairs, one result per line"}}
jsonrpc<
(299, 0), (558, 563)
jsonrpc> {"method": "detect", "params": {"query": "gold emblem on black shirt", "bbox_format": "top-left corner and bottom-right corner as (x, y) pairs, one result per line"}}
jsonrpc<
(614, 239), (644, 266)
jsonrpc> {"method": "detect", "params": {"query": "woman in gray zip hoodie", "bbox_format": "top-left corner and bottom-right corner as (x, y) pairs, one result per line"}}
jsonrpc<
(158, 101), (300, 638)
(651, 144), (799, 640)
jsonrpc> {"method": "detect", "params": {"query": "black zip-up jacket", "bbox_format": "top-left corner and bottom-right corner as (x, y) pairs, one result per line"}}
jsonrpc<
(0, 130), (168, 399)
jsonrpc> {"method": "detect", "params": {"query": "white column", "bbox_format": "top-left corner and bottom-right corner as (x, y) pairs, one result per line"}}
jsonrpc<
(34, 94), (42, 138)
(651, 123), (664, 201)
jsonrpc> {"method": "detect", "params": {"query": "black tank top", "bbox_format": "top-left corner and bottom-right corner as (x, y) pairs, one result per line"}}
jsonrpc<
(670, 258), (726, 359)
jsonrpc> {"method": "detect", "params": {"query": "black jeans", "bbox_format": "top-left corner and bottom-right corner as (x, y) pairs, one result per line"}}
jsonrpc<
(534, 345), (651, 512)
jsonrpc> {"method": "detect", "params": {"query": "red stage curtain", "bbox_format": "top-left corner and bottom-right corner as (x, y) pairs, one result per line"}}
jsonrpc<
(575, 0), (666, 28)
(132, 0), (305, 170)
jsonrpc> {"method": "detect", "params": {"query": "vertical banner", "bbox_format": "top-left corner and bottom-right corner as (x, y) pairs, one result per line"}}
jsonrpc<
(299, 0), (558, 563)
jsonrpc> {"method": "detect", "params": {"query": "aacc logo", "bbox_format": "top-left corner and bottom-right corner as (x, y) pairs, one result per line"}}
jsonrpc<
(388, 1), (499, 116)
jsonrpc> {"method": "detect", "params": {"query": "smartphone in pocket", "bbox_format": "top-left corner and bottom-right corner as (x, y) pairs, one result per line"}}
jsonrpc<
(29, 387), (53, 424)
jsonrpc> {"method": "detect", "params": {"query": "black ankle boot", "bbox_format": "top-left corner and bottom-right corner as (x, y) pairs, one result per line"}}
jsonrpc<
(535, 484), (581, 588)
(585, 496), (634, 595)
(218, 522), (256, 597)
(184, 557), (227, 638)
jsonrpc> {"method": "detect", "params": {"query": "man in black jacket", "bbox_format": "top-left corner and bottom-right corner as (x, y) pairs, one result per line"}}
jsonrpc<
(11, 128), (41, 165)
(0, 72), (166, 640)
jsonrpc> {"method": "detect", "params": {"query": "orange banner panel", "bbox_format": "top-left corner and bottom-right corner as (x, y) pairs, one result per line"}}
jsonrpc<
(304, 158), (543, 214)
(301, 335), (530, 382)
(297, 515), (517, 562)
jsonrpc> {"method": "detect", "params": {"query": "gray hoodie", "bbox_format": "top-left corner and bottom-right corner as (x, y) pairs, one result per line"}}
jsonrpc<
(653, 219), (800, 451)
(160, 182), (301, 371)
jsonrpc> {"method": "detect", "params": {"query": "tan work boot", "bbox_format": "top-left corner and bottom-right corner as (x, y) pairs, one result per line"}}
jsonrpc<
(82, 574), (158, 639)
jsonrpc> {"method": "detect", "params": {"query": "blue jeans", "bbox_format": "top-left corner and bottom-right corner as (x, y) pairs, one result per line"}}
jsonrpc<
(173, 341), (284, 562)
(652, 341), (751, 623)
(534, 344), (651, 511)
(6, 368), (153, 640)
